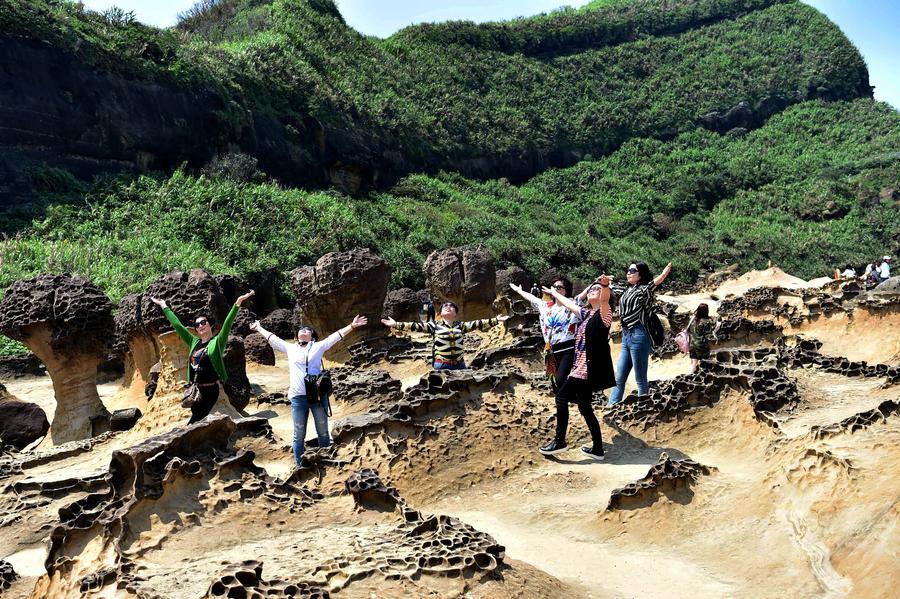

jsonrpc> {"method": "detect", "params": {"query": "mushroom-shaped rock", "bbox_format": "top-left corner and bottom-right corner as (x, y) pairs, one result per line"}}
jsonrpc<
(115, 270), (228, 402)
(0, 274), (113, 444)
(383, 288), (429, 323)
(424, 246), (496, 319)
(291, 249), (391, 351)
(0, 384), (49, 449)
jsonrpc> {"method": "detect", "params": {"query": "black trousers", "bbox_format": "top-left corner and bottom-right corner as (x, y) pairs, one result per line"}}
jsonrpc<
(188, 385), (219, 424)
(554, 376), (603, 448)
(553, 347), (576, 391)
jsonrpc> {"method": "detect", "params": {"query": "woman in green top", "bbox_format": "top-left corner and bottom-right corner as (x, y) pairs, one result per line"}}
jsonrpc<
(150, 290), (254, 423)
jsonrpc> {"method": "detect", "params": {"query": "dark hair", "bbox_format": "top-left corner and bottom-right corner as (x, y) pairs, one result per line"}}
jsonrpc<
(298, 326), (319, 342)
(441, 301), (459, 313)
(694, 303), (710, 320)
(195, 314), (216, 327)
(552, 277), (573, 298)
(630, 261), (653, 284)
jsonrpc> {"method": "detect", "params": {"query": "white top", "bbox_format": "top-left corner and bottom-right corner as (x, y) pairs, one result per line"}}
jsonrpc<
(266, 331), (343, 397)
(880, 262), (891, 278)
(841, 268), (856, 278)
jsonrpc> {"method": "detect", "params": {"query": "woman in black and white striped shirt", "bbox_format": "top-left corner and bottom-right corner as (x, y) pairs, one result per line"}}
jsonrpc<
(607, 261), (672, 406)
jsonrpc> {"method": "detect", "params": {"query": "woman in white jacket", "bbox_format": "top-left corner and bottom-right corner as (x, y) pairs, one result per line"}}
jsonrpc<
(251, 315), (367, 465)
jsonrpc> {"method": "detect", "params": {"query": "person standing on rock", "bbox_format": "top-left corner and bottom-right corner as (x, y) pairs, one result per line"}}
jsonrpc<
(381, 302), (510, 370)
(509, 277), (582, 390)
(607, 261), (672, 407)
(538, 277), (615, 460)
(150, 290), (255, 424)
(250, 315), (367, 466)
(687, 303), (719, 374)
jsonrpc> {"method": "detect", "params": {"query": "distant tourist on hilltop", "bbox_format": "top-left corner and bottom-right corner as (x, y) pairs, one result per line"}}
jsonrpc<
(251, 315), (367, 466)
(150, 290), (255, 424)
(840, 265), (857, 279)
(538, 276), (615, 460)
(509, 276), (582, 391)
(381, 302), (510, 370)
(878, 256), (892, 283)
(607, 261), (672, 407)
(865, 259), (883, 288)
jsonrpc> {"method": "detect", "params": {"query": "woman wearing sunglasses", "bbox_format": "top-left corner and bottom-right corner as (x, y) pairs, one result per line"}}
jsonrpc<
(381, 301), (510, 370)
(509, 277), (582, 390)
(539, 277), (615, 459)
(150, 290), (255, 423)
(607, 261), (672, 406)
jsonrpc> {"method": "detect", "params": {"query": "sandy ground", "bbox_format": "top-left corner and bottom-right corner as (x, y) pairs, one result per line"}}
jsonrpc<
(2, 284), (899, 598)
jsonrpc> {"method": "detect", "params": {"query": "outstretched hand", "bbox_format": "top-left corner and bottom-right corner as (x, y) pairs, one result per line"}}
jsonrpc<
(351, 314), (368, 328)
(150, 297), (167, 310)
(381, 317), (397, 327)
(541, 286), (559, 297)
(497, 315), (511, 322)
(236, 290), (255, 306)
(249, 320), (261, 332)
(509, 283), (522, 292)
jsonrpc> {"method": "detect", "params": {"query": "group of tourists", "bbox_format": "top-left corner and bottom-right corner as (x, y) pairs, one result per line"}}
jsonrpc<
(863, 256), (892, 286)
(151, 258), (703, 467)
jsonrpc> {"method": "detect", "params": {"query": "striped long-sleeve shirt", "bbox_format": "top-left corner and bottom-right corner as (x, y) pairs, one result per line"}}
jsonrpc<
(612, 281), (657, 330)
(395, 318), (499, 362)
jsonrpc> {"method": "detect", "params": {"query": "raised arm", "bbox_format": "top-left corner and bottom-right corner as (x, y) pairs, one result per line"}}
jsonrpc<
(249, 321), (290, 354)
(508, 283), (542, 308)
(319, 315), (368, 352)
(217, 290), (255, 341)
(654, 263), (673, 287)
(151, 297), (194, 346)
(543, 287), (582, 315)
(381, 317), (435, 334)
(459, 314), (510, 333)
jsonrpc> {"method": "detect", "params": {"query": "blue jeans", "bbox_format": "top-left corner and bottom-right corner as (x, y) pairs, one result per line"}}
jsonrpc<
(434, 360), (466, 370)
(290, 393), (330, 464)
(608, 324), (652, 406)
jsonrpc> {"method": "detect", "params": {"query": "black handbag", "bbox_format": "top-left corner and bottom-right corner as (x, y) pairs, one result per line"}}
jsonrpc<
(647, 312), (666, 349)
(181, 383), (201, 408)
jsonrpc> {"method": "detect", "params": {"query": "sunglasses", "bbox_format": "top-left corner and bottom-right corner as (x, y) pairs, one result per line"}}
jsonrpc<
(588, 285), (603, 292)
(552, 284), (566, 290)
(195, 319), (209, 327)
(626, 267), (639, 274)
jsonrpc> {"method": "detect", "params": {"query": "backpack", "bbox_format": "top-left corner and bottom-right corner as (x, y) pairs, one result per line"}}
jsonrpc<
(646, 313), (666, 349)
(674, 316), (694, 354)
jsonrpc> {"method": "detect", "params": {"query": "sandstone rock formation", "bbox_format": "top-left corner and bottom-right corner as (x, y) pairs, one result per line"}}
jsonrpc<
(115, 270), (229, 403)
(0, 274), (113, 444)
(383, 288), (429, 323)
(291, 249), (391, 351)
(244, 332), (276, 366)
(0, 387), (49, 449)
(424, 246), (497, 319)
(606, 453), (716, 511)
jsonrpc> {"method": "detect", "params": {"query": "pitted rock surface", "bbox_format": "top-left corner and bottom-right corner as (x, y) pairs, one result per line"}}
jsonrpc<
(205, 561), (330, 599)
(291, 248), (391, 344)
(345, 468), (403, 512)
(109, 408), (142, 432)
(424, 246), (497, 319)
(0, 274), (114, 352)
(811, 399), (900, 440)
(244, 332), (276, 365)
(383, 287), (430, 322)
(0, 394), (49, 449)
(607, 453), (715, 511)
(222, 336), (252, 411)
(0, 352), (45, 378)
(1, 559), (17, 591)
(261, 308), (299, 340)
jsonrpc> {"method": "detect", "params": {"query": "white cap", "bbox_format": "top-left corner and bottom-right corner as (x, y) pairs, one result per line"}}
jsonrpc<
(885, 255), (892, 261)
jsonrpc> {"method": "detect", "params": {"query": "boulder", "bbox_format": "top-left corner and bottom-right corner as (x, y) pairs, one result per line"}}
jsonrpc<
(0, 274), (112, 444)
(0, 386), (49, 449)
(383, 288), (429, 323)
(424, 246), (496, 319)
(291, 249), (392, 351)
(222, 336), (251, 411)
(870, 276), (900, 296)
(244, 333), (276, 366)
(260, 308), (297, 340)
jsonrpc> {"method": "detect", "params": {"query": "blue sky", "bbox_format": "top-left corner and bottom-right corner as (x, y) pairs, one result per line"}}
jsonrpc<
(81, 0), (898, 107)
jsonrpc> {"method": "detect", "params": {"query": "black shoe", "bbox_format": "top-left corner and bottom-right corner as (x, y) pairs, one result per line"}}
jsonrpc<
(580, 445), (605, 461)
(539, 439), (568, 455)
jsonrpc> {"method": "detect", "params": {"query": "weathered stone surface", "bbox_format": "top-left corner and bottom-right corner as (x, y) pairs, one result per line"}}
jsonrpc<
(0, 559), (17, 591)
(383, 288), (429, 323)
(0, 393), (49, 449)
(109, 408), (142, 432)
(424, 246), (497, 319)
(496, 266), (531, 292)
(291, 249), (391, 349)
(222, 336), (252, 411)
(607, 453), (715, 511)
(0, 352), (44, 379)
(260, 308), (298, 340)
(0, 274), (113, 444)
(205, 561), (330, 599)
(244, 332), (276, 366)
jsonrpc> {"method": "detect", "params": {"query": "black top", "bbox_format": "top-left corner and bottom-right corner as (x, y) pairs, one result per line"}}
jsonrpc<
(584, 310), (616, 391)
(190, 340), (218, 385)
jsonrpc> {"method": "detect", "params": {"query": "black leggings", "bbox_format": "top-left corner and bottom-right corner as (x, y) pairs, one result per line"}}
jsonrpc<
(554, 377), (603, 448)
(188, 386), (220, 424)
(553, 347), (575, 391)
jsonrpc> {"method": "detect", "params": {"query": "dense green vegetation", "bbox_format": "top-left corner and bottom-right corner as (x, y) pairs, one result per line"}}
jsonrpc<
(1, 0), (869, 167)
(1, 100), (896, 309)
